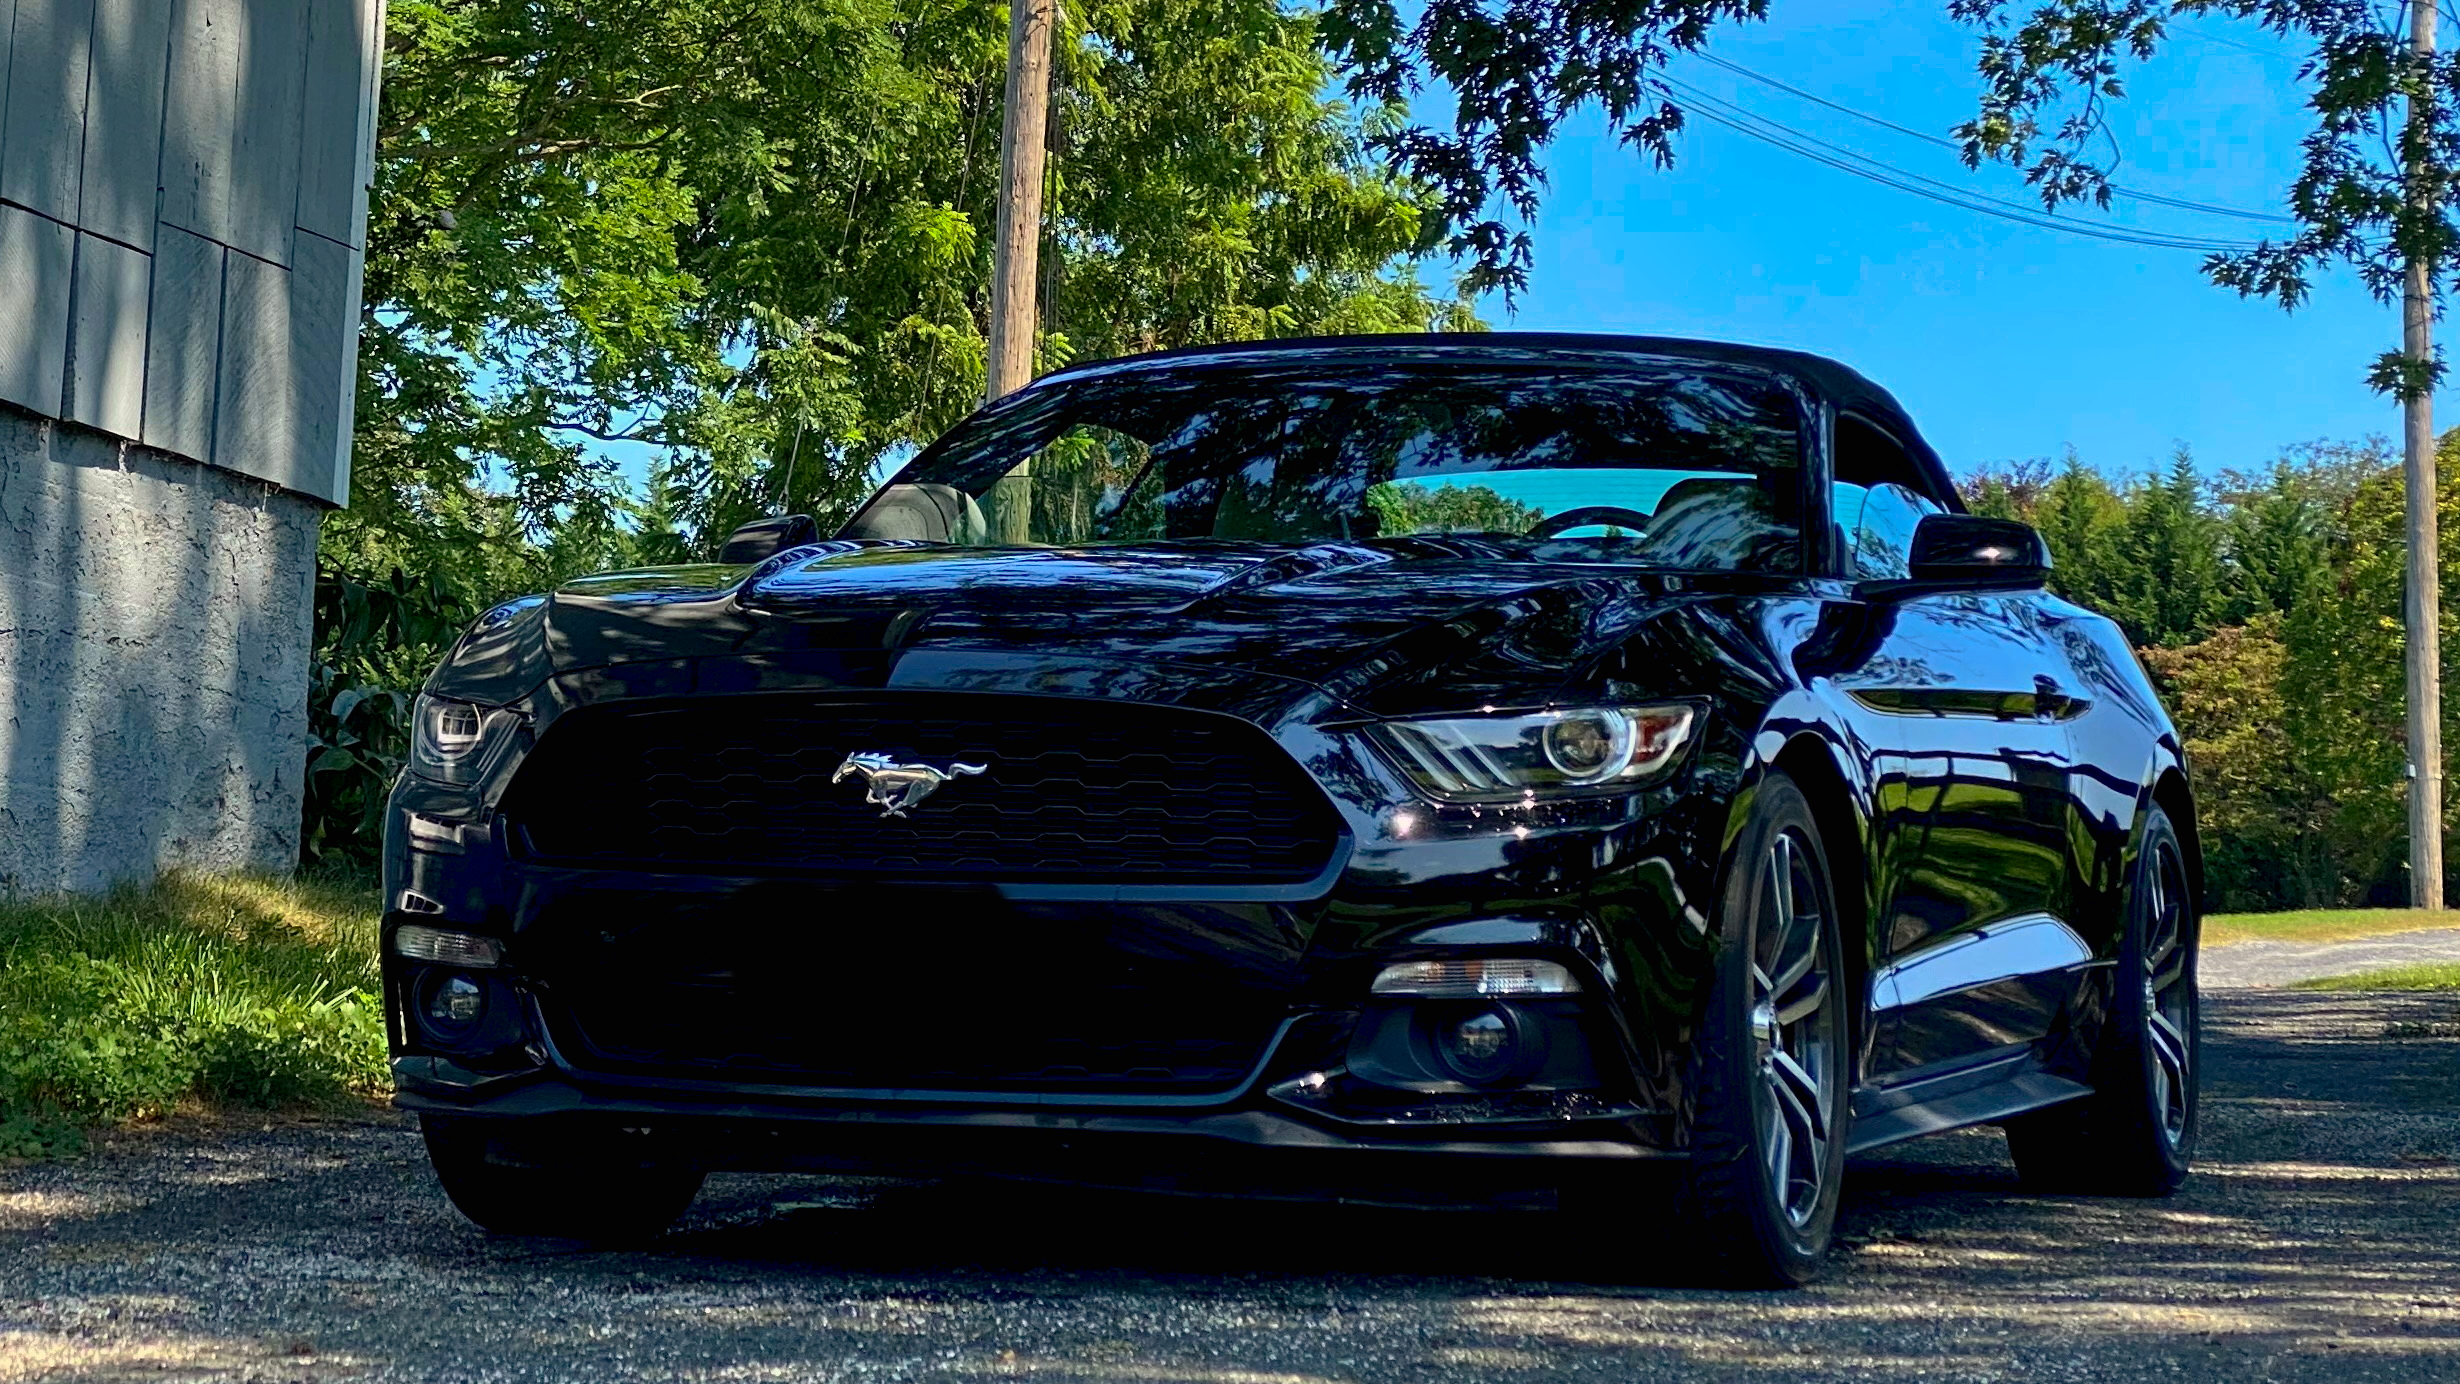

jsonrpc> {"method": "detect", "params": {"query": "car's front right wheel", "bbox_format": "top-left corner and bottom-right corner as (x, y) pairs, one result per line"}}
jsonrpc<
(421, 1115), (705, 1242)
(1680, 769), (1850, 1286)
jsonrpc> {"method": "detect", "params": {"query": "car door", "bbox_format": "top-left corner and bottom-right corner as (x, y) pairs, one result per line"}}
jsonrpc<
(1824, 423), (2089, 1081)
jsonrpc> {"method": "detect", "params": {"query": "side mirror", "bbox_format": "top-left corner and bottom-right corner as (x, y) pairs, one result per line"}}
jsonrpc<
(718, 513), (819, 564)
(1908, 514), (2050, 588)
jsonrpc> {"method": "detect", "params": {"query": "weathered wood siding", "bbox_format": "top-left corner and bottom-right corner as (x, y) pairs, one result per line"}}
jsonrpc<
(0, 0), (381, 506)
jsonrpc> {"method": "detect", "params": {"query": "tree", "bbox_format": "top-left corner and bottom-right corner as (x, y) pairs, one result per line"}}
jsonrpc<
(2030, 450), (2128, 612)
(2141, 616), (2340, 908)
(352, 0), (1481, 592)
(2104, 448), (2222, 648)
(2278, 431), (2460, 902)
(1366, 481), (1546, 535)
(304, 0), (1482, 860)
(2213, 441), (2393, 622)
(1947, 0), (2458, 903)
(1319, 0), (1770, 296)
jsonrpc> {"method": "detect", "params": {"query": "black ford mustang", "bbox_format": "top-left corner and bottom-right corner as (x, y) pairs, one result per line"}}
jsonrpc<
(384, 334), (2199, 1283)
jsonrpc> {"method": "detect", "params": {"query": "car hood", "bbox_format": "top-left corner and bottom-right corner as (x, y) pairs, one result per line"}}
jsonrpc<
(433, 538), (1731, 716)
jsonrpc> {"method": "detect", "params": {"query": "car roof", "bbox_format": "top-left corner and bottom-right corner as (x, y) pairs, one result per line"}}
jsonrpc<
(1032, 331), (1956, 503)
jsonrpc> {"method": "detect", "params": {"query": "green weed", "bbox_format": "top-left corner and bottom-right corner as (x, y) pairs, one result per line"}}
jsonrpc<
(0, 871), (384, 1154)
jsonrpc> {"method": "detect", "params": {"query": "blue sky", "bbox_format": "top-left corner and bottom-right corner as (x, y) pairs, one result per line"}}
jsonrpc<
(1477, 3), (2402, 483)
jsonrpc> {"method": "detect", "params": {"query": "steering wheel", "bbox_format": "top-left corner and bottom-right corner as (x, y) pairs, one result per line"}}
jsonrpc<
(1529, 505), (1656, 539)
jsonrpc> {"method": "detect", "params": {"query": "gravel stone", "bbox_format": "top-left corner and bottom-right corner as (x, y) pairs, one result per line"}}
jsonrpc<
(3, 990), (2455, 1382)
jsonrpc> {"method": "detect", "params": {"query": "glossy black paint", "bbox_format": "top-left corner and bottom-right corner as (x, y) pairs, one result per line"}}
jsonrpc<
(382, 333), (2194, 1187)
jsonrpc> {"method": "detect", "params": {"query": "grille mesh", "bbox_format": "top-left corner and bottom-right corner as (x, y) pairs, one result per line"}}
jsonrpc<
(517, 886), (1299, 1094)
(502, 695), (1341, 881)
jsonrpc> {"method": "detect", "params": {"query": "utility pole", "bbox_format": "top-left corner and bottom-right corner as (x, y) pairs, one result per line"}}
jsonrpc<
(983, 0), (1054, 542)
(986, 0), (1053, 407)
(2406, 0), (2445, 910)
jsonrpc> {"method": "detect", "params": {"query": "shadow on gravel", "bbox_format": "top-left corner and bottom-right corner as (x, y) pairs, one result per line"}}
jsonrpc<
(3, 991), (2456, 1382)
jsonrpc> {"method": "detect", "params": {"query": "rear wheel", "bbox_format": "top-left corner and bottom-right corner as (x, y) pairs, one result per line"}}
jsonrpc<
(2006, 805), (2197, 1195)
(1679, 771), (1850, 1286)
(421, 1115), (705, 1241)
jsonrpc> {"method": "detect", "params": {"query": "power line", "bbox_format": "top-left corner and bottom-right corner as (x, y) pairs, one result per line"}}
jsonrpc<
(1691, 52), (2297, 225)
(1653, 73), (2269, 253)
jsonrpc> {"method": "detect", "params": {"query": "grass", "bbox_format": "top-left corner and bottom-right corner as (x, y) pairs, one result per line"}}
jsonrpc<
(2293, 962), (2460, 992)
(2203, 908), (2460, 948)
(0, 870), (385, 1158)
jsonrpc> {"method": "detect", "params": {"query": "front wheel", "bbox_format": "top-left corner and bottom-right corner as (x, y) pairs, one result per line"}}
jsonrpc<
(2007, 804), (2198, 1195)
(422, 1116), (705, 1242)
(1680, 770), (1851, 1286)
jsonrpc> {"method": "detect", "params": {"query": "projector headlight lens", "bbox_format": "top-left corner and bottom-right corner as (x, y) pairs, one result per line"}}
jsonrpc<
(1364, 704), (1697, 802)
(409, 695), (525, 785)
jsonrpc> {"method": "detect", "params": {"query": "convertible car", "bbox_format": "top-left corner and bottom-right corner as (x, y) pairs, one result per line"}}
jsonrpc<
(383, 334), (2199, 1283)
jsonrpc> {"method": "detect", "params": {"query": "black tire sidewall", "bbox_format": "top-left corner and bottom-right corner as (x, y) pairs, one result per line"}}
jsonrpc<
(2105, 808), (2199, 1183)
(421, 1115), (704, 1240)
(1690, 770), (1849, 1282)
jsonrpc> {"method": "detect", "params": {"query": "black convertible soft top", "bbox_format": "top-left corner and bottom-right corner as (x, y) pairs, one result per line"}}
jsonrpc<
(1033, 332), (1958, 510)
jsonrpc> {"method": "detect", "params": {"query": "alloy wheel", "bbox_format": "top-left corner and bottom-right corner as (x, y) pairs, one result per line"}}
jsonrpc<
(1749, 829), (1837, 1227)
(2141, 837), (2195, 1147)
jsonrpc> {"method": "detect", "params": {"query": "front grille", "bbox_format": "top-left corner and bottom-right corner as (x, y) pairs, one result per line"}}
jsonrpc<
(501, 694), (1342, 881)
(520, 887), (1296, 1094)
(557, 982), (1278, 1092)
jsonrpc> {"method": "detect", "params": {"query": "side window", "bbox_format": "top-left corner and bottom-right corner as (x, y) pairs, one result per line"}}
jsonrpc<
(1851, 483), (1942, 579)
(1832, 415), (1947, 579)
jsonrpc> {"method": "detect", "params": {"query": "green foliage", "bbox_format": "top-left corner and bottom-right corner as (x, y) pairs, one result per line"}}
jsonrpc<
(1319, 0), (1772, 296)
(303, 0), (1490, 861)
(2142, 617), (2339, 910)
(2106, 449), (2222, 648)
(1960, 436), (2460, 908)
(303, 564), (481, 865)
(2294, 962), (2460, 992)
(0, 874), (385, 1149)
(1949, 2), (2460, 398)
(1366, 481), (1546, 536)
(361, 0), (1478, 581)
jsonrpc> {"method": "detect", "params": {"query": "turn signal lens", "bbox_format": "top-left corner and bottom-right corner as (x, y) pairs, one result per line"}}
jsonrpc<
(393, 925), (505, 969)
(1371, 958), (1580, 998)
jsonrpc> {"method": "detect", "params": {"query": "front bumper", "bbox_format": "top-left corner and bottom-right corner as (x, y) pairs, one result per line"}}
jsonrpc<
(383, 678), (1734, 1177)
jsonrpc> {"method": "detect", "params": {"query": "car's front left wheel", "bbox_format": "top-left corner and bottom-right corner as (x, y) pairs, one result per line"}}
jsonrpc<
(1680, 770), (1851, 1286)
(421, 1115), (705, 1242)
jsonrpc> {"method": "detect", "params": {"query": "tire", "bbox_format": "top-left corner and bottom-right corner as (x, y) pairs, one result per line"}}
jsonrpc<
(421, 1115), (705, 1242)
(2006, 804), (2198, 1195)
(1677, 770), (1852, 1286)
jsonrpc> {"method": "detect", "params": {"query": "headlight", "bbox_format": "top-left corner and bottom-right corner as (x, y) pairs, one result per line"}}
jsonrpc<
(1363, 704), (1697, 802)
(409, 694), (524, 785)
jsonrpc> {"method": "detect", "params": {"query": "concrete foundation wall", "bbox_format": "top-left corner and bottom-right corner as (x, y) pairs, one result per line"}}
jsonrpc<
(0, 403), (318, 894)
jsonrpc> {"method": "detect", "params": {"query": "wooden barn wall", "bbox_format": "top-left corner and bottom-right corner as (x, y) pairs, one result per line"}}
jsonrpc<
(0, 0), (381, 506)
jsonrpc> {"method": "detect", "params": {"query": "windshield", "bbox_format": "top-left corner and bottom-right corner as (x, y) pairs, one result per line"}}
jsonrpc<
(845, 359), (1808, 571)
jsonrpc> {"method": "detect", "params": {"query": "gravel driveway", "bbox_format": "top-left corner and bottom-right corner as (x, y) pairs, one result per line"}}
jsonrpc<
(4, 989), (2455, 1383)
(2203, 927), (2460, 989)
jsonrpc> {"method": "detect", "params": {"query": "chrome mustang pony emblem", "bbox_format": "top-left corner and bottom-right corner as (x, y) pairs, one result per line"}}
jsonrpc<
(831, 751), (988, 817)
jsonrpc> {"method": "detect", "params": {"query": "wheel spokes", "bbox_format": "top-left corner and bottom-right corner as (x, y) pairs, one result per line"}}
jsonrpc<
(1776, 974), (1830, 1027)
(1770, 1049), (1829, 1147)
(1751, 826), (1836, 1226)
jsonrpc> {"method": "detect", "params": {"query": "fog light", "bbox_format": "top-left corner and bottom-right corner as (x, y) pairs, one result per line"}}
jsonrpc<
(1372, 957), (1580, 998)
(393, 925), (504, 968)
(1432, 1004), (1527, 1086)
(424, 973), (485, 1031)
